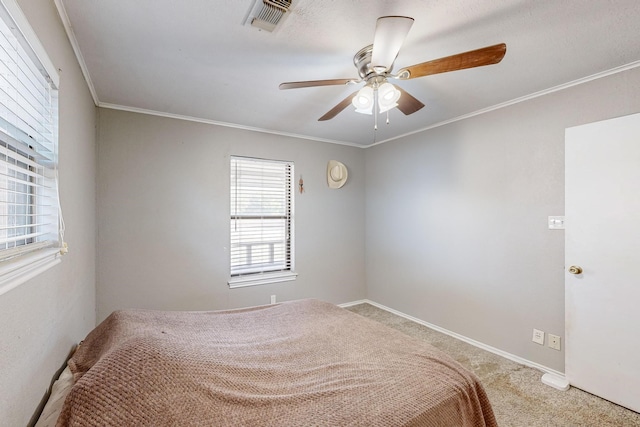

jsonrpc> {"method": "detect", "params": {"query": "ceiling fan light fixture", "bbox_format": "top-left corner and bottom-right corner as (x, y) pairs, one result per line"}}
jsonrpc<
(355, 107), (373, 115)
(352, 86), (374, 114)
(378, 101), (398, 114)
(378, 82), (401, 112)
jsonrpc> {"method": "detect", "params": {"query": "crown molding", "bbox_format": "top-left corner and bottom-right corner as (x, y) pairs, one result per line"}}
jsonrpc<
(53, 0), (99, 105)
(100, 58), (640, 150)
(98, 102), (365, 148)
(365, 59), (640, 148)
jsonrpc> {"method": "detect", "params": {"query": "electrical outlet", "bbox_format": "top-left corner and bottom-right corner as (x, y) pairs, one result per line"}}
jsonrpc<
(548, 334), (561, 350)
(270, 295), (276, 304)
(532, 329), (545, 345)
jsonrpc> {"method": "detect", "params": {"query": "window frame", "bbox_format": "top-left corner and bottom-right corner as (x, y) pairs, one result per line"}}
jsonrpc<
(0, 0), (62, 296)
(228, 156), (296, 288)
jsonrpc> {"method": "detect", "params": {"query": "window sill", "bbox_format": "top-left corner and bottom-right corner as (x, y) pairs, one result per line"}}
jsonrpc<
(228, 271), (297, 289)
(0, 248), (62, 296)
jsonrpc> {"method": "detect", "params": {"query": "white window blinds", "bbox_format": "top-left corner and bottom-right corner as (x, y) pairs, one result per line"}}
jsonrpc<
(0, 2), (60, 263)
(230, 156), (294, 277)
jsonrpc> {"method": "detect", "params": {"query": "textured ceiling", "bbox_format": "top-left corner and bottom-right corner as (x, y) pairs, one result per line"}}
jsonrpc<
(56, 0), (640, 147)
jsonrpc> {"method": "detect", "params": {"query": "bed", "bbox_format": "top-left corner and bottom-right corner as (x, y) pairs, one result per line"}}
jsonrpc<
(39, 299), (497, 426)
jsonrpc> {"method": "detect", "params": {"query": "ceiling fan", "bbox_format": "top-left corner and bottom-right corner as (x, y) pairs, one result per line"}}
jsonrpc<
(279, 16), (506, 123)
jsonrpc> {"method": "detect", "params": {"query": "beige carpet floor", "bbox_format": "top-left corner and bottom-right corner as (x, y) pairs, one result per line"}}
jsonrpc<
(345, 303), (640, 427)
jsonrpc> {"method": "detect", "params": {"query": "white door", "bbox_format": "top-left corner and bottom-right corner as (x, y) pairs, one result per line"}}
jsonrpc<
(565, 112), (640, 412)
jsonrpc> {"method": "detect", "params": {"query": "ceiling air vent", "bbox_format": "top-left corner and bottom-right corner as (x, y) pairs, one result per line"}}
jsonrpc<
(246, 0), (292, 32)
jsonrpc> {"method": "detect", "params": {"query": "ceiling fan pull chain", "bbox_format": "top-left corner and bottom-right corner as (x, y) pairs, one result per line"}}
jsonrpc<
(386, 111), (390, 125)
(374, 89), (378, 131)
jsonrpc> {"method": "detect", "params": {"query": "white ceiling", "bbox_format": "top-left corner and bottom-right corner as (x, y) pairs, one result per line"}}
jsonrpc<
(56, 0), (640, 147)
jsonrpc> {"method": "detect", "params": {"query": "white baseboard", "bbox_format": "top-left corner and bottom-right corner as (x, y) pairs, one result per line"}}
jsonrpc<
(339, 298), (568, 389)
(338, 299), (368, 308)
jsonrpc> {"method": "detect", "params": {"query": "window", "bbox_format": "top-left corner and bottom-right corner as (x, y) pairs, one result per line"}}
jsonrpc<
(0, 0), (62, 295)
(229, 156), (296, 288)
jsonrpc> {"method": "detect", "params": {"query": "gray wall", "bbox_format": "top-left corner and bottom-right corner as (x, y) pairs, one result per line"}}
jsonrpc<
(97, 67), (640, 374)
(96, 109), (365, 322)
(0, 0), (97, 425)
(365, 67), (640, 372)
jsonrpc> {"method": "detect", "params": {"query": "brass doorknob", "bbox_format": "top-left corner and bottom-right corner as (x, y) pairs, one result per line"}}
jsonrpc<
(568, 266), (583, 275)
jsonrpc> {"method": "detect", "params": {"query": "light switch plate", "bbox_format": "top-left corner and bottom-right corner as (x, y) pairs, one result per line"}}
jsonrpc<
(548, 216), (565, 229)
(532, 329), (545, 345)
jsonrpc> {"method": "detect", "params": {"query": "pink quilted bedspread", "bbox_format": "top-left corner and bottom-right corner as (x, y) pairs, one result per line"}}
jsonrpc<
(58, 299), (497, 426)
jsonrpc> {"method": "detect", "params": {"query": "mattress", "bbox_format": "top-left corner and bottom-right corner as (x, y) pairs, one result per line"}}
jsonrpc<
(34, 366), (74, 427)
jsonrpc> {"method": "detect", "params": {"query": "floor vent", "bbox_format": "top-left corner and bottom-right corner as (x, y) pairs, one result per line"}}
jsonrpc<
(246, 0), (292, 32)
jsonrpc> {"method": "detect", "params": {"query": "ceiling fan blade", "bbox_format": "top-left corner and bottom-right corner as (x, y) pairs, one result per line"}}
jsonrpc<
(396, 43), (507, 80)
(318, 90), (359, 121)
(279, 79), (357, 90)
(371, 16), (414, 73)
(394, 85), (425, 115)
